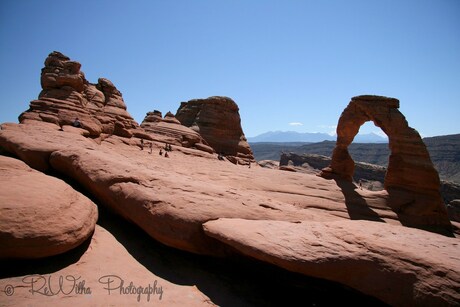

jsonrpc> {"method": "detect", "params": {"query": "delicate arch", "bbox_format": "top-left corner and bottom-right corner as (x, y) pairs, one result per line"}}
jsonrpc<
(321, 95), (451, 232)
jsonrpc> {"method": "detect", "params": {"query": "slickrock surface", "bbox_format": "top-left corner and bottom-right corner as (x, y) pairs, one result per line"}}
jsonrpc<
(204, 218), (460, 306)
(1, 120), (459, 305)
(19, 51), (139, 137)
(176, 96), (254, 163)
(0, 225), (214, 307)
(0, 155), (97, 259)
(0, 121), (401, 255)
(321, 95), (451, 232)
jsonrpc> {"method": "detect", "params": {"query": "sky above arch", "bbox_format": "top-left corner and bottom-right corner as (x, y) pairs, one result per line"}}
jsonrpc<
(0, 0), (459, 137)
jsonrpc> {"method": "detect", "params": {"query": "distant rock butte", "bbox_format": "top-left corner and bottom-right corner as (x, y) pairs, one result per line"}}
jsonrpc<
(176, 96), (255, 164)
(321, 95), (451, 233)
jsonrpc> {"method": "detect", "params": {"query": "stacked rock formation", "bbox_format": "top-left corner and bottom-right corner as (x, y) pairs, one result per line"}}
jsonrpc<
(321, 95), (451, 231)
(175, 96), (254, 164)
(141, 110), (214, 153)
(19, 51), (139, 137)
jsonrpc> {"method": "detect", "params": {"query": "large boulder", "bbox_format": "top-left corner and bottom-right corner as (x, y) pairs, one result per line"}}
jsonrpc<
(203, 218), (460, 306)
(320, 95), (451, 233)
(175, 96), (254, 164)
(19, 51), (139, 137)
(0, 155), (98, 259)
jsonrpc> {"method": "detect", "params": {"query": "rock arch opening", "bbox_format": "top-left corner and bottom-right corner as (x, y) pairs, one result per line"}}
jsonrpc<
(348, 123), (388, 190)
(320, 95), (451, 232)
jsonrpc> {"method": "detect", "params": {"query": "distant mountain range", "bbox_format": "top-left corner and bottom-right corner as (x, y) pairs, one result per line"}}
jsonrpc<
(247, 131), (388, 143)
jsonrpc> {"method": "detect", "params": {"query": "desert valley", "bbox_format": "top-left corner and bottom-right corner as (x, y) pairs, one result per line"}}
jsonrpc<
(0, 52), (459, 306)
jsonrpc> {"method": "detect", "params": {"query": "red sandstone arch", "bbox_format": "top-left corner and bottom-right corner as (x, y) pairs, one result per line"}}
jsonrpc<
(321, 95), (451, 231)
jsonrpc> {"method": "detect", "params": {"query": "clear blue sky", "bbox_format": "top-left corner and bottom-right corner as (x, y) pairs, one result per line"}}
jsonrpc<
(1, 0), (459, 137)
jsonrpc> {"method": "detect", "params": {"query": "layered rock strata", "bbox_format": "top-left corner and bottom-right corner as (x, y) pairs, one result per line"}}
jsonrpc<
(19, 51), (139, 137)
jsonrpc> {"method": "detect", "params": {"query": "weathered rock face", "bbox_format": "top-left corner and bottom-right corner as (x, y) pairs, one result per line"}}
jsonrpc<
(204, 218), (460, 306)
(141, 110), (214, 153)
(175, 96), (254, 163)
(19, 51), (139, 137)
(0, 155), (98, 259)
(321, 95), (451, 232)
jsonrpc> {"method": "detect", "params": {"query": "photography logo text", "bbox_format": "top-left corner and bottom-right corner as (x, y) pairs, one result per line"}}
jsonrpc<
(3, 274), (164, 302)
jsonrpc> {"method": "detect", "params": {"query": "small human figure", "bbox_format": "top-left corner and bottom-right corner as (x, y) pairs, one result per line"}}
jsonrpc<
(248, 163), (251, 169)
(168, 144), (172, 151)
(72, 117), (81, 128)
(218, 153), (224, 161)
(149, 142), (153, 154)
(359, 179), (363, 190)
(165, 152), (169, 158)
(159, 149), (163, 156)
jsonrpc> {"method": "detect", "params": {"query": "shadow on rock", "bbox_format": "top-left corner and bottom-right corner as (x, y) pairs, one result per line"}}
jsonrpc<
(0, 233), (92, 278)
(334, 178), (385, 223)
(96, 206), (386, 307)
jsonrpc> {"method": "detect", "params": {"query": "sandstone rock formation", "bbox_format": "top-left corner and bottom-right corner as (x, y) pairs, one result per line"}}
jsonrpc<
(2, 53), (459, 305)
(175, 96), (254, 164)
(321, 95), (451, 233)
(141, 110), (214, 153)
(0, 155), (98, 259)
(204, 218), (460, 306)
(2, 121), (457, 252)
(0, 122), (386, 254)
(19, 51), (139, 137)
